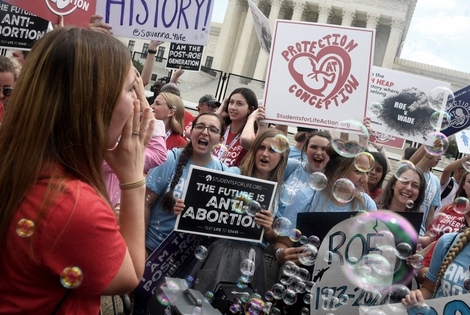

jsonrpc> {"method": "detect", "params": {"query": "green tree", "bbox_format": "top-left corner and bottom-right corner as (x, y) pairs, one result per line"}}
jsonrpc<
(132, 59), (143, 74)
(445, 137), (458, 159)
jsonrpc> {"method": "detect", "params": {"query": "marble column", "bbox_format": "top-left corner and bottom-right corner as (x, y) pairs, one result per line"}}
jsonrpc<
(291, 1), (306, 21)
(341, 7), (355, 26)
(366, 12), (380, 30)
(212, 0), (243, 73)
(253, 0), (284, 80)
(317, 2), (331, 24)
(231, 1), (258, 76)
(382, 17), (405, 68)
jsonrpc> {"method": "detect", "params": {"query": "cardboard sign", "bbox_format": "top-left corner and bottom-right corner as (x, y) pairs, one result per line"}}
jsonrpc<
(359, 294), (470, 314)
(133, 231), (214, 314)
(442, 84), (470, 137)
(248, 0), (271, 54)
(166, 42), (204, 71)
(455, 130), (470, 154)
(0, 1), (49, 49)
(309, 211), (418, 315)
(366, 66), (450, 145)
(175, 165), (277, 243)
(95, 0), (215, 45)
(263, 20), (375, 133)
(5, 0), (96, 27)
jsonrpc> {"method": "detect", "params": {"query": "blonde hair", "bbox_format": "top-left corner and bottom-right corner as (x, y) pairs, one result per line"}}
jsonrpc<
(160, 92), (185, 135)
(433, 228), (470, 297)
(0, 28), (131, 243)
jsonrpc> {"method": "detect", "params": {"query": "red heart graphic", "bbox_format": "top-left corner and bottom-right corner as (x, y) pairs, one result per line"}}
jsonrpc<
(288, 46), (351, 101)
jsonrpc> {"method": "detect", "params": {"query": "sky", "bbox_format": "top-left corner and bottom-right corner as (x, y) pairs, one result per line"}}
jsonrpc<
(211, 0), (470, 73)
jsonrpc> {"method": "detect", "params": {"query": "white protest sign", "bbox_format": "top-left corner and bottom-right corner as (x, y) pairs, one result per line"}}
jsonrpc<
(95, 0), (215, 45)
(366, 66), (450, 145)
(263, 20), (375, 133)
(248, 0), (271, 54)
(455, 130), (470, 154)
(359, 294), (470, 315)
(310, 211), (419, 315)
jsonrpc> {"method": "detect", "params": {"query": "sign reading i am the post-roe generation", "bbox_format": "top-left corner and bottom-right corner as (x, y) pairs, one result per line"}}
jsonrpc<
(166, 42), (204, 71)
(175, 166), (277, 243)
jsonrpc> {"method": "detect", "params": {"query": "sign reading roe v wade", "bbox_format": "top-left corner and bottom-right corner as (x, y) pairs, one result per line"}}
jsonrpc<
(263, 20), (375, 133)
(95, 0), (215, 45)
(174, 166), (277, 243)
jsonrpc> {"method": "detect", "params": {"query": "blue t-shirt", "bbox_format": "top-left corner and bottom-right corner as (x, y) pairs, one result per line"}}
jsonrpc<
(420, 172), (441, 235)
(288, 146), (306, 161)
(277, 159), (312, 217)
(428, 232), (469, 298)
(145, 148), (229, 252)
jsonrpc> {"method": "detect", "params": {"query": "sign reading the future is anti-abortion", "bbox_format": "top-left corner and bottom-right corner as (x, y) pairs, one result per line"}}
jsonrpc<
(95, 0), (215, 45)
(263, 20), (375, 133)
(175, 166), (277, 243)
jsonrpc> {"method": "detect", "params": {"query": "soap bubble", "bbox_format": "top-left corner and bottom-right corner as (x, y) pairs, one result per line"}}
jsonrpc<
(271, 134), (290, 153)
(273, 217), (292, 236)
(264, 290), (274, 301)
(282, 289), (298, 305)
(16, 218), (35, 238)
(236, 276), (249, 289)
(424, 131), (448, 156)
(245, 200), (262, 216)
(299, 235), (308, 244)
(289, 229), (302, 242)
(303, 293), (312, 305)
(309, 172), (328, 190)
(282, 261), (297, 277)
(240, 258), (255, 276)
(408, 253), (424, 269)
(308, 235), (321, 247)
(396, 242), (413, 260)
(280, 185), (297, 206)
(428, 86), (454, 111)
(369, 102), (383, 118)
(232, 192), (252, 214)
(406, 200), (414, 209)
(330, 120), (369, 158)
(394, 160), (416, 181)
(298, 244), (318, 266)
(430, 111), (451, 130)
(212, 143), (228, 159)
(195, 245), (208, 260)
(60, 266), (83, 289)
(354, 152), (375, 173)
(245, 298), (265, 315)
(204, 291), (214, 303)
(332, 178), (355, 203)
(453, 197), (470, 215)
(272, 283), (285, 299)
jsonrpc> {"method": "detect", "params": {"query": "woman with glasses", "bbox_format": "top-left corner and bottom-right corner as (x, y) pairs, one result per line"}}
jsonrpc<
(0, 56), (16, 122)
(145, 112), (229, 253)
(151, 91), (187, 150)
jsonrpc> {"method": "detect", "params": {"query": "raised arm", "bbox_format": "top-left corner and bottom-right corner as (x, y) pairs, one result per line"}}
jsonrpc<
(141, 40), (163, 87)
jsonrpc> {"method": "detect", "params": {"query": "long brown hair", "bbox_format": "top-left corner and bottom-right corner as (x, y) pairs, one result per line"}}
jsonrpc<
(0, 28), (131, 243)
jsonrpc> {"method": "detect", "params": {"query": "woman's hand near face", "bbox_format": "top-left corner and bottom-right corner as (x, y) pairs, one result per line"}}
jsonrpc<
(105, 101), (154, 183)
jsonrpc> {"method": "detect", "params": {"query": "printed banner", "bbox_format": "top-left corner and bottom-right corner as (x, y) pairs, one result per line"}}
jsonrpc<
(368, 131), (406, 150)
(166, 42), (204, 71)
(133, 231), (214, 314)
(359, 294), (470, 315)
(309, 211), (418, 315)
(366, 66), (450, 145)
(248, 0), (271, 54)
(263, 20), (375, 133)
(175, 165), (277, 243)
(5, 0), (96, 27)
(455, 130), (470, 154)
(95, 0), (215, 45)
(442, 84), (470, 137)
(0, 1), (49, 49)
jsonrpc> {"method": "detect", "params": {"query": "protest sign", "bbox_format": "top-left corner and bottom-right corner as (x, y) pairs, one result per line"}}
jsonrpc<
(5, 0), (95, 27)
(133, 231), (214, 314)
(248, 0), (271, 54)
(366, 66), (450, 145)
(0, 1), (49, 49)
(368, 131), (406, 150)
(442, 84), (470, 137)
(359, 294), (470, 315)
(175, 165), (277, 243)
(263, 20), (375, 133)
(166, 42), (204, 71)
(455, 130), (470, 154)
(95, 0), (215, 45)
(309, 211), (418, 315)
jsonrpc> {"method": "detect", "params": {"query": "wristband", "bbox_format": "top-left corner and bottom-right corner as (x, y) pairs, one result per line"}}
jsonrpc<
(120, 178), (146, 190)
(147, 49), (157, 54)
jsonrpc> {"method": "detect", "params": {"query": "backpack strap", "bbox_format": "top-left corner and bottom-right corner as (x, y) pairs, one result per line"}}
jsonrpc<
(441, 178), (455, 200)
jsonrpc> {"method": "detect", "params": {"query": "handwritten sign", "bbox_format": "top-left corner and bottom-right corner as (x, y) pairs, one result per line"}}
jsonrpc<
(263, 20), (375, 133)
(95, 0), (215, 45)
(166, 42), (204, 71)
(248, 0), (271, 54)
(5, 0), (96, 27)
(366, 66), (450, 145)
(359, 294), (470, 315)
(175, 166), (277, 243)
(0, 1), (49, 49)
(309, 211), (418, 315)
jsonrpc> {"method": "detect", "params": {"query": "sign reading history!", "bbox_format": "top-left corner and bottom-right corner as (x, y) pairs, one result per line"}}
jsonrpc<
(175, 166), (277, 243)
(0, 0), (49, 49)
(263, 20), (375, 133)
(166, 42), (204, 71)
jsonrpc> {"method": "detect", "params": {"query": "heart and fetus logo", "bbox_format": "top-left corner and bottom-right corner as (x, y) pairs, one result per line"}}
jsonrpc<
(282, 34), (360, 110)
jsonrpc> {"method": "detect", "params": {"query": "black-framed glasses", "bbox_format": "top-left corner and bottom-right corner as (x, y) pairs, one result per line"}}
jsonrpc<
(1, 86), (13, 97)
(193, 123), (220, 135)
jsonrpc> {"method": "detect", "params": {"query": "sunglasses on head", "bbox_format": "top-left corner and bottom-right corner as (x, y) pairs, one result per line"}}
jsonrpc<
(1, 86), (13, 97)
